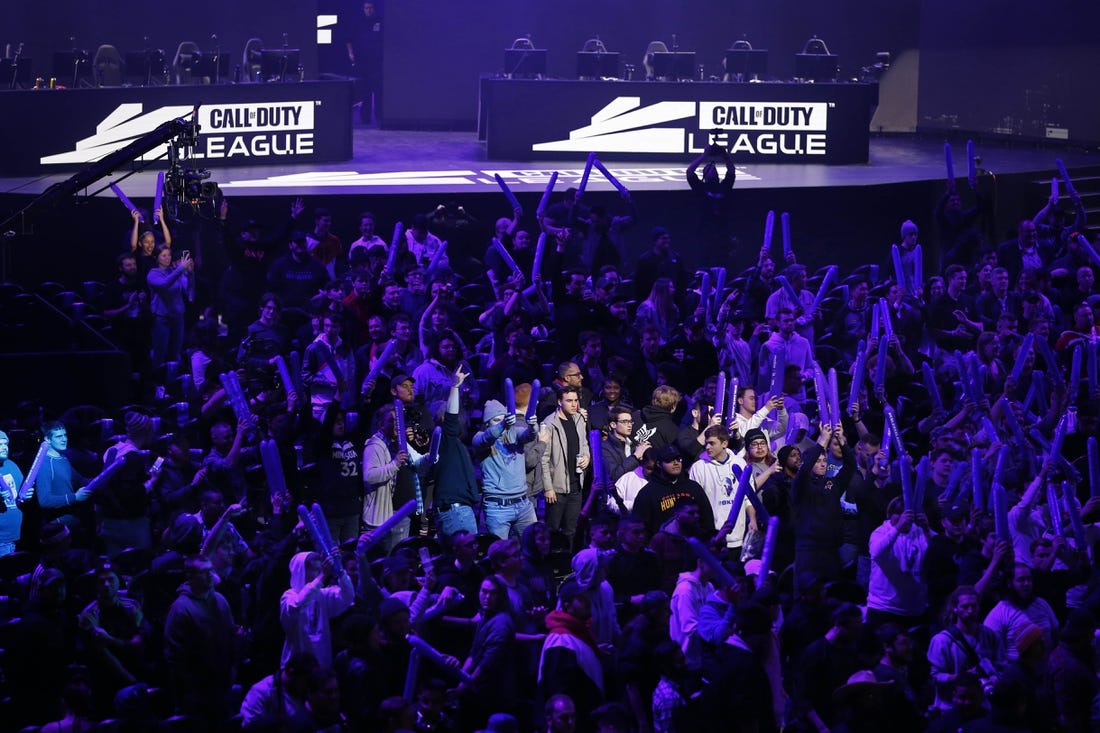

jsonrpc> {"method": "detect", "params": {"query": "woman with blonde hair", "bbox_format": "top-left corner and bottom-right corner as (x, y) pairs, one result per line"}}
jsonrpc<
(633, 277), (679, 341)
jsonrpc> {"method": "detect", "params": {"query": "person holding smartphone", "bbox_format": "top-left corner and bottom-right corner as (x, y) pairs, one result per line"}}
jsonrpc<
(147, 243), (193, 368)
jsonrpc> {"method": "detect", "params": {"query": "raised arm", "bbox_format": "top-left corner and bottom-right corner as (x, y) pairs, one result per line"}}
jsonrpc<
(129, 209), (142, 252)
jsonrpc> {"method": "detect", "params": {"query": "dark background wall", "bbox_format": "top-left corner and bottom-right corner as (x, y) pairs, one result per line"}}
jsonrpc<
(380, 0), (921, 128)
(4, 1), (1097, 142)
(0, 1), (318, 85)
(915, 0), (1100, 145)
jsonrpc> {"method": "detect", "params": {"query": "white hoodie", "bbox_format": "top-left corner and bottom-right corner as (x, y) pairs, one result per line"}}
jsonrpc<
(690, 449), (748, 548)
(279, 551), (355, 668)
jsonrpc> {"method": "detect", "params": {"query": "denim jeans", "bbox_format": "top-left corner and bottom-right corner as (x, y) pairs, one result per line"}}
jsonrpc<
(483, 496), (537, 540)
(436, 503), (478, 539)
(365, 516), (411, 553)
(325, 514), (360, 545)
(151, 314), (185, 368)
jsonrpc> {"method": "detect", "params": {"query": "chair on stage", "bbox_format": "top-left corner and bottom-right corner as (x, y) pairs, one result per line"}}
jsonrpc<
(581, 38), (606, 53)
(504, 36), (546, 79)
(92, 44), (124, 87)
(724, 37), (768, 81)
(795, 36), (839, 82)
(242, 37), (264, 82)
(577, 37), (619, 80)
(171, 41), (201, 85)
(641, 41), (668, 81)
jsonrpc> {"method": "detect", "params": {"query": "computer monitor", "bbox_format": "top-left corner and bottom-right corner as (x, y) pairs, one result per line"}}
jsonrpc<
(124, 49), (166, 85)
(794, 53), (839, 82)
(1, 57), (33, 88)
(724, 49), (768, 80)
(503, 48), (547, 78)
(53, 50), (91, 87)
(193, 52), (230, 83)
(260, 48), (300, 82)
(650, 51), (696, 81)
(576, 51), (620, 79)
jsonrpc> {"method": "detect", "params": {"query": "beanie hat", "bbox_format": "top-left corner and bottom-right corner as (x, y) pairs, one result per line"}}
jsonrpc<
(482, 399), (508, 423)
(742, 428), (768, 447)
(125, 411), (153, 437)
(900, 220), (918, 237)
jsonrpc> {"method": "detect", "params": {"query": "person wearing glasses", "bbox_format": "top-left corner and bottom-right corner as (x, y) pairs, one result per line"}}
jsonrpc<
(602, 406), (650, 489)
(537, 362), (592, 422)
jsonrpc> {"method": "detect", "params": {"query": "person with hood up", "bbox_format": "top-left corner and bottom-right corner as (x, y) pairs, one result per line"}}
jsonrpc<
(791, 422), (856, 590)
(539, 581), (605, 723)
(280, 550), (355, 669)
(669, 549), (714, 671)
(569, 548), (620, 648)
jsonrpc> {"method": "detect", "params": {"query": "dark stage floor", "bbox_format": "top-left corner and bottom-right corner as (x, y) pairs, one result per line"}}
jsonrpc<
(3, 126), (1097, 200)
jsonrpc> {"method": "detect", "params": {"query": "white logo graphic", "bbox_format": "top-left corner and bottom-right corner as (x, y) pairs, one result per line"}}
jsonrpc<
(317, 15), (339, 45)
(533, 96), (831, 157)
(41, 103), (193, 165)
(533, 97), (695, 154)
(700, 102), (829, 131)
(42, 102), (318, 165)
(634, 424), (656, 444)
(201, 103), (315, 133)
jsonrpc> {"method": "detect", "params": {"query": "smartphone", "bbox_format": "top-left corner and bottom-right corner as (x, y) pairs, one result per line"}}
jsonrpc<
(181, 249), (190, 259)
(418, 546), (431, 568)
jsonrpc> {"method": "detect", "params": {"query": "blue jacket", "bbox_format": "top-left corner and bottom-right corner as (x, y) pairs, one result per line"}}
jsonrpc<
(473, 420), (537, 497)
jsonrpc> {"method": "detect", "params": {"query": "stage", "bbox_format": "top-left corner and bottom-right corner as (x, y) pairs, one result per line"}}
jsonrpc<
(2, 125), (1095, 199)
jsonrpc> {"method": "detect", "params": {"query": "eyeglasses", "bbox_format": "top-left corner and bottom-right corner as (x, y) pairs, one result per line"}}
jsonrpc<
(749, 440), (768, 448)
(564, 372), (582, 378)
(662, 457), (683, 463)
(617, 418), (634, 424)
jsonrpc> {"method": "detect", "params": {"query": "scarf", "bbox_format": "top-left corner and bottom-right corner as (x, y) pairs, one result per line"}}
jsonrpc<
(544, 609), (598, 652)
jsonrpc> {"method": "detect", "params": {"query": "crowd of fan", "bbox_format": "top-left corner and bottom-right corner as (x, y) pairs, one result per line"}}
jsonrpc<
(1, 170), (1100, 733)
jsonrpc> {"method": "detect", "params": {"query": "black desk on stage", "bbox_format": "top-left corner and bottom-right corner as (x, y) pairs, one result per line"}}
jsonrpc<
(478, 78), (877, 164)
(0, 80), (353, 176)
